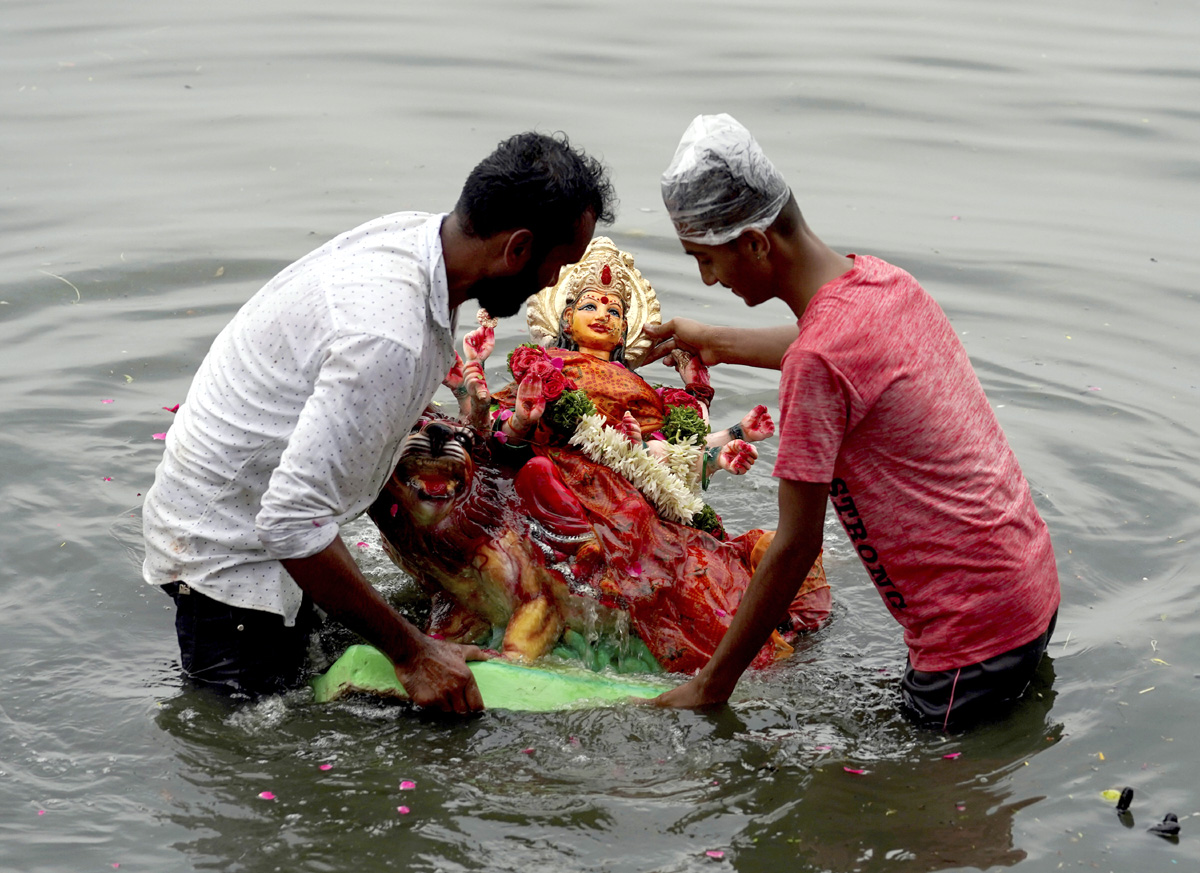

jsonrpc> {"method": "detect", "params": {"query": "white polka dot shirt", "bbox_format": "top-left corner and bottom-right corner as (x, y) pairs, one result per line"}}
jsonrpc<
(142, 212), (457, 624)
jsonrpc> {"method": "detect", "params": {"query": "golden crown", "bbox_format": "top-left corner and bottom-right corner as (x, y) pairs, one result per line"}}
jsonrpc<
(526, 237), (661, 368)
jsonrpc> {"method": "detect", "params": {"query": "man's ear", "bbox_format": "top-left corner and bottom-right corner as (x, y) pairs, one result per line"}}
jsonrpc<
(500, 228), (535, 274)
(738, 229), (771, 262)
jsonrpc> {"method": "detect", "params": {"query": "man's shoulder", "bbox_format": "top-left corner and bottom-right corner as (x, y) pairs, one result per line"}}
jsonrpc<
(329, 211), (440, 252)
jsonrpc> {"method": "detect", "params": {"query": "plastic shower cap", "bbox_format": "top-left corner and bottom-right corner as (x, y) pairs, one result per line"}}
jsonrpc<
(660, 114), (789, 246)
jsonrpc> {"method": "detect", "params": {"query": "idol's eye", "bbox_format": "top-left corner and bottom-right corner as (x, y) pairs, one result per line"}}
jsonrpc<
(608, 307), (621, 318)
(578, 302), (597, 312)
(411, 419), (427, 433)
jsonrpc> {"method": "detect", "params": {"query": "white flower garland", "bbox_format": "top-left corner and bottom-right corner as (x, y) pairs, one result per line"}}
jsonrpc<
(568, 414), (704, 524)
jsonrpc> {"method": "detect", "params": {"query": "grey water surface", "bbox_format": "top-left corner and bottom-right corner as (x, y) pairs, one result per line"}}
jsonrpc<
(2, 1), (1199, 871)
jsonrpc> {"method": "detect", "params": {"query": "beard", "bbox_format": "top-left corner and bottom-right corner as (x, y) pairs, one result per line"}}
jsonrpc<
(469, 258), (544, 319)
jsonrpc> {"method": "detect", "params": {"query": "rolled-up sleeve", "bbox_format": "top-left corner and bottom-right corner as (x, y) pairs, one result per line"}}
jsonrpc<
(255, 333), (427, 560)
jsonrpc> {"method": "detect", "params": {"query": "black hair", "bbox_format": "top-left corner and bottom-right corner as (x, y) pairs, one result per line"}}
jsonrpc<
(454, 132), (617, 253)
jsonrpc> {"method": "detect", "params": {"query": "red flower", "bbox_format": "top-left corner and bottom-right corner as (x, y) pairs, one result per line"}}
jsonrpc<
(657, 387), (704, 415)
(511, 346), (574, 400)
(509, 346), (544, 382)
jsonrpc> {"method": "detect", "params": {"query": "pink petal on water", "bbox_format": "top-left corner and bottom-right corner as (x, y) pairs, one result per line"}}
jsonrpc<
(843, 767), (867, 775)
(521, 748), (535, 755)
(943, 752), (962, 759)
(162, 404), (180, 413)
(397, 805), (410, 815)
(37, 810), (46, 815)
(101, 399), (115, 404)
(399, 780), (416, 790)
(815, 745), (832, 751)
(706, 850), (725, 859)
(258, 791), (276, 800)
(390, 504), (398, 517)
(152, 432), (167, 440)
(319, 764), (333, 771)
(1087, 386), (1101, 391)
(102, 477), (113, 482)
(356, 541), (369, 548)
(112, 865), (120, 869)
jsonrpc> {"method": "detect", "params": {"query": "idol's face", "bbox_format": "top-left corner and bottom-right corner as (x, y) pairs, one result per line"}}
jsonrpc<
(569, 289), (626, 354)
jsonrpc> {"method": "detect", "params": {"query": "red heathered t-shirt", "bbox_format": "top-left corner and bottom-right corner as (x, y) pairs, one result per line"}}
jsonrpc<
(773, 254), (1059, 671)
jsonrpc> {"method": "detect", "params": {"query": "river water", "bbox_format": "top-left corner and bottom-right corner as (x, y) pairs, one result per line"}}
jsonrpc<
(3, 1), (1198, 871)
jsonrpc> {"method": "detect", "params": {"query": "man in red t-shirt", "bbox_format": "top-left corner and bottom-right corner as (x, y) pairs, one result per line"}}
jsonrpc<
(643, 114), (1059, 728)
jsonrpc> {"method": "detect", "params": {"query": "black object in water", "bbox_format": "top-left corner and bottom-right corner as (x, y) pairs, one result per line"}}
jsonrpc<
(1116, 786), (1134, 812)
(1148, 813), (1180, 838)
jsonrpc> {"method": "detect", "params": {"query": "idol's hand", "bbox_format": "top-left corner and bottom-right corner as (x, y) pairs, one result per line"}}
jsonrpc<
(644, 438), (670, 466)
(464, 323), (495, 363)
(718, 440), (758, 475)
(462, 361), (488, 403)
(674, 348), (712, 391)
(739, 405), (775, 441)
(510, 372), (546, 434)
(617, 411), (642, 445)
(443, 352), (466, 393)
(642, 318), (720, 367)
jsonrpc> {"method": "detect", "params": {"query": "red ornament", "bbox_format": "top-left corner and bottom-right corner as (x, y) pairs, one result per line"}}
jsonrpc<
(600, 265), (612, 285)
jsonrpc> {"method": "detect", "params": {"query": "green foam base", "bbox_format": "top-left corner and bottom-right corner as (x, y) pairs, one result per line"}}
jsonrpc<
(311, 644), (670, 712)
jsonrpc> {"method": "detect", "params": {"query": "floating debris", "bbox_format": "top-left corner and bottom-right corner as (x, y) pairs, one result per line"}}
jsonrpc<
(1148, 813), (1180, 838)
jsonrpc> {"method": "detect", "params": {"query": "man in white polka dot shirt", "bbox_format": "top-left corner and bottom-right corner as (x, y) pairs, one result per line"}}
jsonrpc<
(143, 133), (615, 712)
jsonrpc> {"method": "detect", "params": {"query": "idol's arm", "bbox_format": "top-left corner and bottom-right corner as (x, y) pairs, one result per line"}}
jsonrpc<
(648, 478), (828, 707)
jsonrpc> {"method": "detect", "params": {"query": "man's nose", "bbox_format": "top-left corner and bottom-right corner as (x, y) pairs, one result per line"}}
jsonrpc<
(699, 265), (718, 286)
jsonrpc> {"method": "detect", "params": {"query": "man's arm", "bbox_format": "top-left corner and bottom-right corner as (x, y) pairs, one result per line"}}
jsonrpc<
(282, 538), (486, 714)
(642, 319), (799, 370)
(649, 478), (828, 708)
(258, 335), (486, 714)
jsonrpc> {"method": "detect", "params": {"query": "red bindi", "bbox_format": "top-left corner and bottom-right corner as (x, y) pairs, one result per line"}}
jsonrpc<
(600, 295), (609, 304)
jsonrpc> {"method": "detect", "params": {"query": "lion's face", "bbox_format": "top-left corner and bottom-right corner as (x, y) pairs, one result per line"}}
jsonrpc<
(388, 417), (482, 528)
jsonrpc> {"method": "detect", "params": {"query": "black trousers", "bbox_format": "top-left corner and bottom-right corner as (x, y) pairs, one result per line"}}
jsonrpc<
(162, 582), (317, 698)
(900, 611), (1058, 730)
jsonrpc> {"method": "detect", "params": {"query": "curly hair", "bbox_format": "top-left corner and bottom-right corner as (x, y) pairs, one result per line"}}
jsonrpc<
(455, 131), (617, 253)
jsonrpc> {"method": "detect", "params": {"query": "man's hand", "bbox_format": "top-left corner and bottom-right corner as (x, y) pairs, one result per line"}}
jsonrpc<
(282, 537), (489, 715)
(393, 636), (489, 714)
(640, 670), (733, 709)
(718, 440), (758, 475)
(643, 318), (720, 367)
(643, 321), (800, 370)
